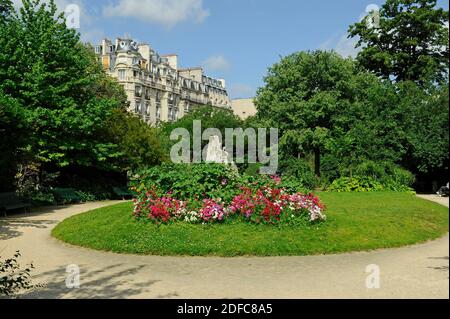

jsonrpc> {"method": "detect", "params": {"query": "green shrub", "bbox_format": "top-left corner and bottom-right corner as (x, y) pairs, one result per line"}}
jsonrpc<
(350, 161), (415, 187)
(328, 176), (414, 193)
(130, 163), (314, 204)
(327, 161), (416, 192)
(328, 176), (383, 192)
(243, 163), (264, 177)
(131, 163), (242, 203)
(60, 173), (117, 201)
(387, 165), (416, 188)
(0, 251), (35, 297)
(278, 157), (318, 190)
(320, 155), (341, 185)
(74, 191), (97, 202)
(15, 163), (58, 205)
(278, 176), (311, 194)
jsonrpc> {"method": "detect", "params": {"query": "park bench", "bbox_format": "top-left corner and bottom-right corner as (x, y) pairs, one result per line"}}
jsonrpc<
(0, 192), (32, 216)
(51, 188), (81, 205)
(112, 187), (133, 200)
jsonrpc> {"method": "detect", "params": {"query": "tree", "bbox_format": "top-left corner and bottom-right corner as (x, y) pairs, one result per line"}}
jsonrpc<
(106, 109), (168, 171)
(255, 50), (413, 178)
(255, 51), (359, 176)
(326, 73), (407, 170)
(398, 82), (449, 175)
(0, 0), (14, 22)
(0, 93), (26, 191)
(160, 105), (243, 155)
(349, 0), (449, 84)
(0, 0), (126, 172)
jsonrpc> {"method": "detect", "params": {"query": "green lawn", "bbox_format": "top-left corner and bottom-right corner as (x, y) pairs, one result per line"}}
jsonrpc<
(52, 192), (449, 257)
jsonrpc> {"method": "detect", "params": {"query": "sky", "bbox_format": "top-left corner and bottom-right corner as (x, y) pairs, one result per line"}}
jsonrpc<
(13, 0), (450, 99)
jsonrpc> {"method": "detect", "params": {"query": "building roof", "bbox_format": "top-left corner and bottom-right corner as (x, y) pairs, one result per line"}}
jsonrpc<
(178, 67), (203, 72)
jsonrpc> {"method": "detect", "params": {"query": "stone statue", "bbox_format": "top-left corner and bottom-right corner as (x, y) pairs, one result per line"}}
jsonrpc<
(206, 136), (229, 164)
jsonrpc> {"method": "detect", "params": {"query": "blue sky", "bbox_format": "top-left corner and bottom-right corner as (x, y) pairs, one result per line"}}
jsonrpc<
(15, 0), (449, 99)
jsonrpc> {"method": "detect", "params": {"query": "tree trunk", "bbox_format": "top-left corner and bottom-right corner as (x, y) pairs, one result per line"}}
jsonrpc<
(314, 148), (321, 177)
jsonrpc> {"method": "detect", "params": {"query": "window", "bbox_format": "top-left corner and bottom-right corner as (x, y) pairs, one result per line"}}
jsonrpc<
(135, 100), (141, 113)
(118, 69), (126, 81)
(135, 86), (142, 97)
(95, 46), (102, 54)
(109, 45), (114, 53)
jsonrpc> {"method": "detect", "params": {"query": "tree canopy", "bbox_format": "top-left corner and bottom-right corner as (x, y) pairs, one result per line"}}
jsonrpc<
(255, 50), (402, 176)
(0, 0), (164, 195)
(349, 0), (449, 84)
(255, 48), (448, 181)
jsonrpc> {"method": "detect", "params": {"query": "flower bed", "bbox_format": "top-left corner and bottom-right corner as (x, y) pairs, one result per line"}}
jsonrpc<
(130, 163), (326, 225)
(132, 185), (326, 225)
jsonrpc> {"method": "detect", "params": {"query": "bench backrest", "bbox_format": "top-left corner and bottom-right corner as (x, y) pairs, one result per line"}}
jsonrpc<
(0, 192), (23, 205)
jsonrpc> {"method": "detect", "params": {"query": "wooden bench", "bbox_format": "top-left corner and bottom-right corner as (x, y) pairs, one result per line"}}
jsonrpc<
(0, 192), (32, 217)
(51, 188), (81, 205)
(112, 187), (133, 200)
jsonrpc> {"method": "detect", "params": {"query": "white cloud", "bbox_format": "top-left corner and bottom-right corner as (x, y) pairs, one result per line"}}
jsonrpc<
(229, 83), (255, 99)
(334, 34), (360, 58)
(202, 55), (231, 72)
(320, 33), (360, 58)
(103, 0), (209, 29)
(319, 3), (378, 58)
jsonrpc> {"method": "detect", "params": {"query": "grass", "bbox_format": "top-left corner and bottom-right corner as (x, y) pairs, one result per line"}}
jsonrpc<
(52, 192), (449, 257)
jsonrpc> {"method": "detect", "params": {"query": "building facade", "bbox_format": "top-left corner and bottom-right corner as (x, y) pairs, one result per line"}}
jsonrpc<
(231, 98), (257, 120)
(94, 38), (232, 125)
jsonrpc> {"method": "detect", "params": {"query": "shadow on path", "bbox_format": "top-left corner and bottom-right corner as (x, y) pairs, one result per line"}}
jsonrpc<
(0, 219), (58, 240)
(20, 264), (161, 299)
(428, 256), (449, 275)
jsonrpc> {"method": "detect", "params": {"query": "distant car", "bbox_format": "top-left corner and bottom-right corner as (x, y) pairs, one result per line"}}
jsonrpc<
(437, 183), (449, 197)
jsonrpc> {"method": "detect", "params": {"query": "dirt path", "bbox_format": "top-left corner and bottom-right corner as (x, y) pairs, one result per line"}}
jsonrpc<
(0, 196), (448, 299)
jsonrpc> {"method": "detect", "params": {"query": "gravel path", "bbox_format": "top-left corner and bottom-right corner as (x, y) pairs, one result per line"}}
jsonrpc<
(0, 196), (448, 299)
